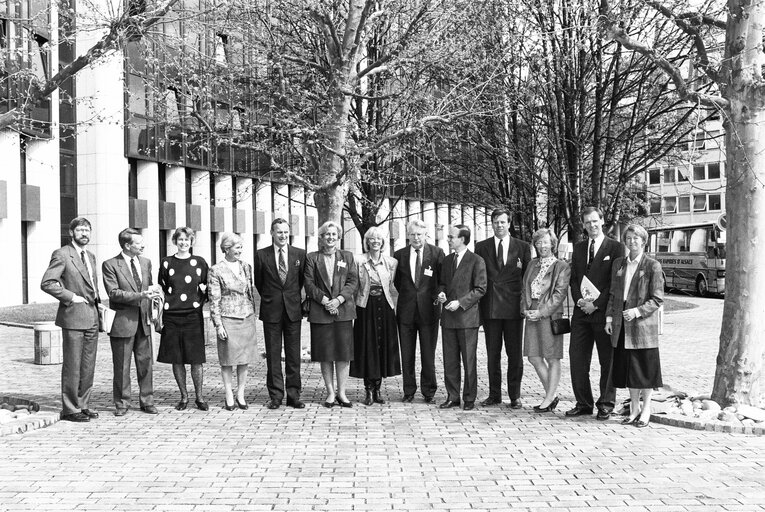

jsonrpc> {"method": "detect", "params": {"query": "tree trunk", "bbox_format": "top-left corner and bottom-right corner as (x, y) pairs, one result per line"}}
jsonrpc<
(711, 0), (765, 407)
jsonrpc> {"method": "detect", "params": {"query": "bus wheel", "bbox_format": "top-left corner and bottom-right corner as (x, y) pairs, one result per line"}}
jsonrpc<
(696, 276), (709, 297)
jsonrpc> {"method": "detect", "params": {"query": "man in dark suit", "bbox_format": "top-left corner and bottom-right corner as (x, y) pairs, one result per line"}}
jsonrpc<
(437, 225), (487, 411)
(254, 218), (307, 410)
(566, 206), (624, 420)
(102, 228), (161, 416)
(393, 219), (445, 403)
(474, 208), (531, 408)
(40, 217), (101, 423)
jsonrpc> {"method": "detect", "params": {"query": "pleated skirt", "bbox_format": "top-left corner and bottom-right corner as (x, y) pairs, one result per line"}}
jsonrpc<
(349, 294), (401, 379)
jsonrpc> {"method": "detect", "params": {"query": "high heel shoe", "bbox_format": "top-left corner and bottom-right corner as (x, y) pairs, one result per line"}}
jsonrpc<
(235, 398), (248, 410)
(621, 416), (638, 425)
(336, 397), (353, 408)
(534, 396), (559, 413)
(175, 399), (189, 411)
(195, 400), (209, 411)
(223, 400), (236, 411)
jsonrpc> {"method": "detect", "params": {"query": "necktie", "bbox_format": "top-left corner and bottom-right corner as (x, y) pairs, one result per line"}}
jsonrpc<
(80, 251), (92, 284)
(278, 248), (288, 284)
(497, 239), (504, 269)
(586, 239), (595, 273)
(130, 257), (142, 289)
(414, 248), (422, 288)
(453, 253), (459, 273)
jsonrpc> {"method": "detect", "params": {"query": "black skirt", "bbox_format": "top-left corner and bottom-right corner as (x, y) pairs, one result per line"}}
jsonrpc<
(611, 325), (662, 389)
(157, 310), (206, 365)
(310, 321), (354, 362)
(349, 293), (401, 379)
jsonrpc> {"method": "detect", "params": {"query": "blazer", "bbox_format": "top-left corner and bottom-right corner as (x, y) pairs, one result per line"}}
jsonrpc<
(253, 245), (306, 323)
(304, 249), (359, 324)
(438, 250), (487, 329)
(570, 236), (623, 323)
(475, 236), (531, 320)
(606, 254), (664, 349)
(355, 253), (398, 311)
(41, 244), (100, 330)
(208, 261), (256, 327)
(520, 258), (571, 319)
(393, 243), (444, 324)
(102, 254), (154, 338)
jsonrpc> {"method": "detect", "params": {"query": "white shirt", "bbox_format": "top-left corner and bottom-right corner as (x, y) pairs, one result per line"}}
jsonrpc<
(121, 252), (143, 283)
(73, 243), (93, 283)
(623, 253), (643, 302)
(410, 245), (424, 278)
(453, 247), (468, 269)
(587, 233), (605, 265)
(274, 244), (289, 267)
(494, 236), (510, 264)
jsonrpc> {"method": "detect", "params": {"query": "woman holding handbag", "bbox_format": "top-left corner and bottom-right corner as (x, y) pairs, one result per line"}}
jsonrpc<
(521, 228), (571, 413)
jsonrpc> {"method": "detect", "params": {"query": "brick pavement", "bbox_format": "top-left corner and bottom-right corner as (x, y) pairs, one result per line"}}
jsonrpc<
(1, 294), (764, 511)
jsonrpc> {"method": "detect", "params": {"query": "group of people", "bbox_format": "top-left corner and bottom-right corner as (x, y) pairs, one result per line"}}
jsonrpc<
(41, 206), (664, 428)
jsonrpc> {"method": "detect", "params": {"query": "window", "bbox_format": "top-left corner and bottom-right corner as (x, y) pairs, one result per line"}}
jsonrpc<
(678, 196), (690, 213)
(648, 168), (660, 185)
(649, 198), (661, 214)
(678, 168), (689, 182)
(693, 195), (707, 212)
(663, 196), (677, 213)
(693, 164), (706, 180)
(690, 134), (705, 151)
(709, 194), (722, 211)
(215, 33), (228, 66)
(708, 162), (721, 180)
(663, 167), (676, 183)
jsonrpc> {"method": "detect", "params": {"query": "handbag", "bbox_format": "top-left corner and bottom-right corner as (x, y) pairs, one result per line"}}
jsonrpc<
(150, 296), (165, 333)
(550, 293), (571, 335)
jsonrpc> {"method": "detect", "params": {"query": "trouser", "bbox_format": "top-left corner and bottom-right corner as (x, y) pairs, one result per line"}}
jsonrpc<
(398, 318), (438, 398)
(442, 327), (478, 403)
(110, 332), (154, 410)
(263, 315), (302, 403)
(569, 318), (616, 411)
(483, 318), (524, 401)
(61, 325), (99, 415)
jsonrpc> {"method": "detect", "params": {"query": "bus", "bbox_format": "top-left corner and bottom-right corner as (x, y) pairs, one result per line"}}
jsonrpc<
(647, 216), (726, 296)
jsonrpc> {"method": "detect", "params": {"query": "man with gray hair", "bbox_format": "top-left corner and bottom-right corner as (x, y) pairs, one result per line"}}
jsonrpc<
(393, 219), (445, 403)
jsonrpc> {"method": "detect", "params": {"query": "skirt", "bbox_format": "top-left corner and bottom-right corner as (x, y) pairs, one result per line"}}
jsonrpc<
(611, 325), (663, 389)
(349, 294), (401, 380)
(310, 321), (354, 362)
(217, 314), (257, 366)
(157, 310), (206, 364)
(522, 300), (564, 359)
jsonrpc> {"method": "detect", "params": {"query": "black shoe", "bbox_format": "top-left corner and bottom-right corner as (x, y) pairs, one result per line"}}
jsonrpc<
(634, 418), (650, 428)
(596, 409), (612, 421)
(114, 408), (128, 417)
(462, 401), (475, 411)
(363, 390), (374, 406)
(423, 396), (434, 403)
(401, 394), (414, 403)
(323, 401), (335, 408)
(336, 397), (353, 408)
(140, 405), (159, 414)
(534, 396), (559, 413)
(195, 400), (209, 411)
(480, 397), (502, 406)
(621, 416), (638, 425)
(81, 409), (99, 419)
(175, 399), (189, 411)
(286, 399), (305, 409)
(266, 399), (281, 410)
(235, 398), (248, 410)
(223, 400), (236, 411)
(62, 412), (90, 422)
(439, 400), (460, 409)
(372, 389), (385, 404)
(509, 399), (523, 409)
(565, 405), (593, 417)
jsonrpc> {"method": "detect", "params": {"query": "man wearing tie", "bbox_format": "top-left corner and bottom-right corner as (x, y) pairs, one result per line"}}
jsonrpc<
(254, 218), (307, 409)
(437, 225), (487, 411)
(41, 217), (101, 423)
(102, 228), (160, 416)
(566, 207), (623, 420)
(393, 219), (445, 403)
(474, 208), (531, 408)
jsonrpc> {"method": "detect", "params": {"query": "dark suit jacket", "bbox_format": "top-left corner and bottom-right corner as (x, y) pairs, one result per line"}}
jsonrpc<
(393, 243), (444, 325)
(475, 236), (531, 320)
(570, 236), (623, 323)
(40, 244), (100, 329)
(254, 245), (306, 323)
(606, 255), (663, 349)
(304, 250), (358, 324)
(102, 254), (153, 338)
(438, 250), (487, 329)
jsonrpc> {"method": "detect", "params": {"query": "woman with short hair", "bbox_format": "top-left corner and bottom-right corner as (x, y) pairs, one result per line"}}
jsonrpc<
(350, 227), (400, 406)
(208, 233), (258, 411)
(157, 227), (210, 411)
(521, 228), (571, 413)
(304, 221), (359, 408)
(605, 224), (664, 428)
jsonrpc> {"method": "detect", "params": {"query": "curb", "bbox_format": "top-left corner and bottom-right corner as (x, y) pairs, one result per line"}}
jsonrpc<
(651, 412), (765, 436)
(0, 396), (60, 436)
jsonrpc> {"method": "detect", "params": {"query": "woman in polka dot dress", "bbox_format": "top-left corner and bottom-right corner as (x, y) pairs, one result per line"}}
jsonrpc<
(157, 227), (210, 411)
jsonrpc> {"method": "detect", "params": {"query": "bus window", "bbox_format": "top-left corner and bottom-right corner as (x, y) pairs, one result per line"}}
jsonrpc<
(657, 232), (670, 252)
(670, 230), (688, 251)
(690, 228), (707, 252)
